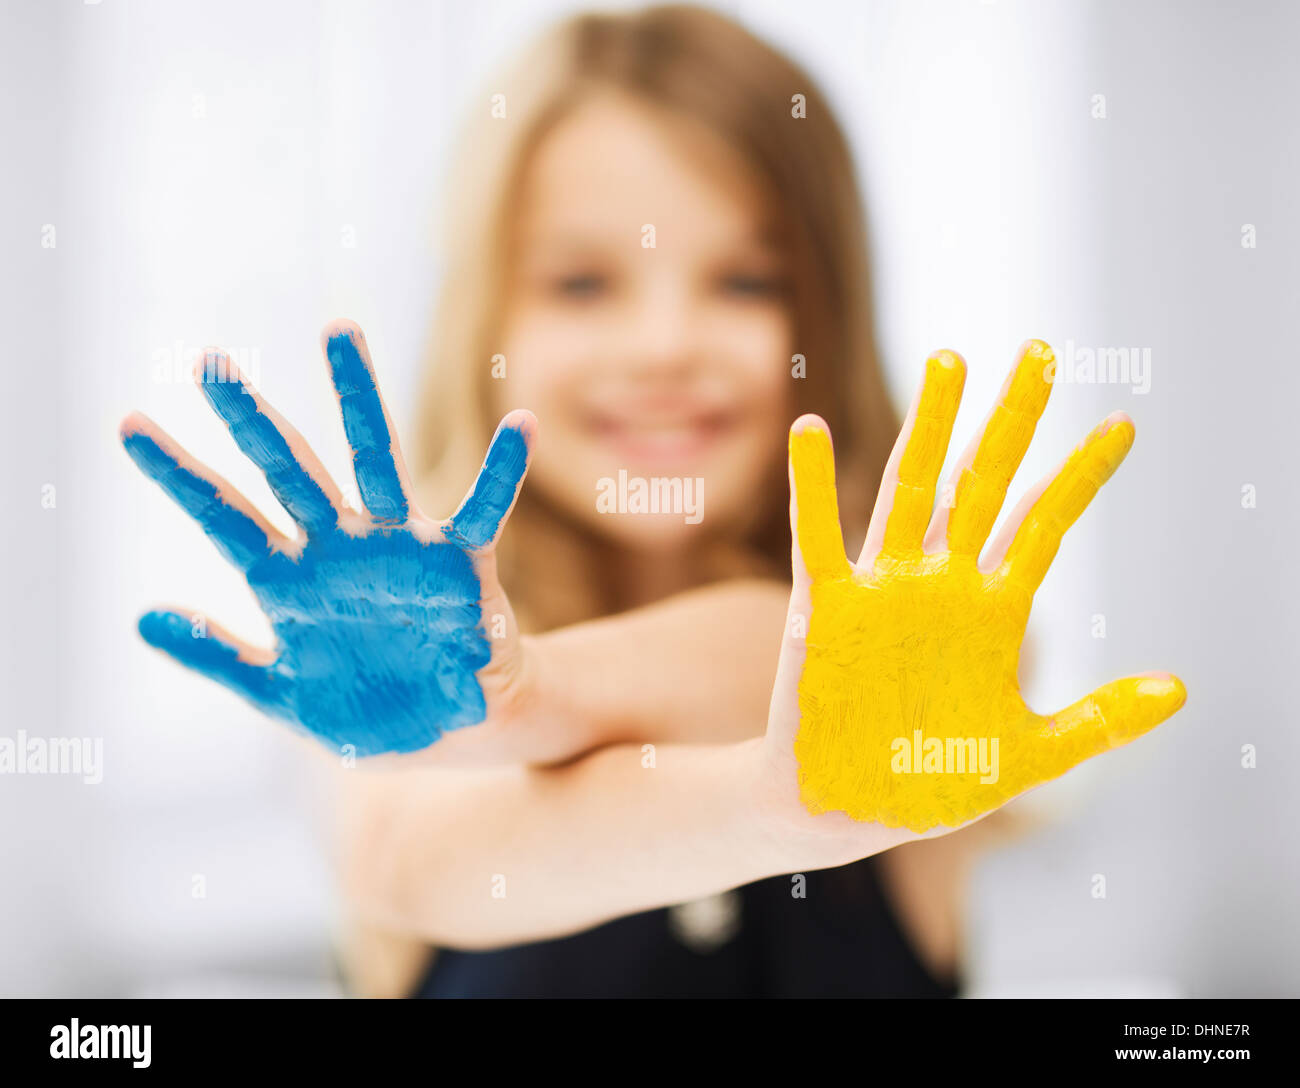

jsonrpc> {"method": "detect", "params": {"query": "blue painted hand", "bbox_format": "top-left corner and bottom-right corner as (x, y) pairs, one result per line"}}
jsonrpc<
(121, 320), (534, 757)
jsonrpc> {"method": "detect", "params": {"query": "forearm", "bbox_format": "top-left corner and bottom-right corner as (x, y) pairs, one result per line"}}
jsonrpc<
(415, 577), (789, 767)
(333, 736), (843, 949)
(529, 577), (789, 749)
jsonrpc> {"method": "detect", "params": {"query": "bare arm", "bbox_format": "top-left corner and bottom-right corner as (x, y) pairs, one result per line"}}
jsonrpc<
(119, 319), (787, 769)
(331, 737), (850, 950)
(329, 578), (821, 953)
(331, 343), (1188, 961)
(423, 577), (790, 765)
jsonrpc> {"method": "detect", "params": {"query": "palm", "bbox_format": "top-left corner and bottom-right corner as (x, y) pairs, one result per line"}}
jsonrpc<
(798, 553), (1031, 830)
(246, 529), (493, 753)
(781, 342), (1185, 833)
(122, 320), (533, 757)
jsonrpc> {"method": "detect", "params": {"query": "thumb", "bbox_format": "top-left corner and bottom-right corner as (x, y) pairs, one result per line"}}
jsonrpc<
(1042, 672), (1187, 766)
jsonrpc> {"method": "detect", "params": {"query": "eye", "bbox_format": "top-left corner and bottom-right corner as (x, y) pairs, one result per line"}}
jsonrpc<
(554, 273), (608, 298)
(719, 272), (786, 298)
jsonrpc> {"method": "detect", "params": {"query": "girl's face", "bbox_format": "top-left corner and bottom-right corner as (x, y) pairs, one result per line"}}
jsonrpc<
(499, 93), (793, 550)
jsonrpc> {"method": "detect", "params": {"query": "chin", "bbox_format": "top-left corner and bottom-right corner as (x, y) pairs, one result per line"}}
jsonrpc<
(589, 514), (709, 553)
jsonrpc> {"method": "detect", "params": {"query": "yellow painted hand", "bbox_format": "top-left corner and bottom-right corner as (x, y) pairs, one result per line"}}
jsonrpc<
(783, 341), (1186, 833)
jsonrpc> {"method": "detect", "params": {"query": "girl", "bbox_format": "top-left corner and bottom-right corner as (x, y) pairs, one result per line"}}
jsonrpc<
(121, 5), (1183, 997)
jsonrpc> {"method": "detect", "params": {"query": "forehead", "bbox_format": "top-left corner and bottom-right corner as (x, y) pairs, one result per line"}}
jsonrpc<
(514, 92), (776, 249)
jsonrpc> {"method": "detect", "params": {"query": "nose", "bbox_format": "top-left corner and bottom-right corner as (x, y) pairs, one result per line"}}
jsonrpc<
(623, 276), (700, 381)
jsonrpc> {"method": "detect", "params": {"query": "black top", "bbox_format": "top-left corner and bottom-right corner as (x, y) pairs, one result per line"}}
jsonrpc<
(413, 856), (958, 998)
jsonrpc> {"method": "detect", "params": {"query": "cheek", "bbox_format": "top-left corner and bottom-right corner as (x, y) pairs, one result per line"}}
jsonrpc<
(497, 309), (605, 507)
(704, 307), (795, 437)
(678, 310), (792, 521)
(720, 308), (791, 367)
(498, 312), (585, 409)
(708, 303), (792, 390)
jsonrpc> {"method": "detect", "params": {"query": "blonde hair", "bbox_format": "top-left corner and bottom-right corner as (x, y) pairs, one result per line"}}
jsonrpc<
(413, 3), (897, 629)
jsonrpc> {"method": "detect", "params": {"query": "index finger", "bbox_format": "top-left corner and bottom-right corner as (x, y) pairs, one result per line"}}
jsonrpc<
(444, 411), (535, 552)
(944, 340), (1055, 557)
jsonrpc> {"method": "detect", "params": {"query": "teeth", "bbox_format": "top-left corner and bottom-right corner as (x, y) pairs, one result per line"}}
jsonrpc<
(602, 418), (713, 435)
(626, 425), (699, 440)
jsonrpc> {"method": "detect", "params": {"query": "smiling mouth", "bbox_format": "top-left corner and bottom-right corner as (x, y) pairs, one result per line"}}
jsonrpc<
(585, 409), (737, 468)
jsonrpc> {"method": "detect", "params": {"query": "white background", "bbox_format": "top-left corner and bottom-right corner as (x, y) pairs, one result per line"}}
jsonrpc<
(1, 0), (1296, 996)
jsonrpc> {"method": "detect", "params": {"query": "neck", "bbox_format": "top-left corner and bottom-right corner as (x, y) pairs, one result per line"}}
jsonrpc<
(607, 545), (702, 612)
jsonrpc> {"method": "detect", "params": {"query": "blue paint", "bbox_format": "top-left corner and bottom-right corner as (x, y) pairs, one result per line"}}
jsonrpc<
(138, 609), (285, 709)
(325, 330), (409, 524)
(123, 391), (532, 757)
(133, 507), (493, 756)
(122, 431), (272, 570)
(445, 424), (529, 550)
(199, 355), (338, 535)
(239, 527), (491, 755)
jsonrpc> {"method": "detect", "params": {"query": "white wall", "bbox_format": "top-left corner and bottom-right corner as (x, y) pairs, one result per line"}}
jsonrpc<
(967, 0), (1300, 997)
(0, 0), (1294, 996)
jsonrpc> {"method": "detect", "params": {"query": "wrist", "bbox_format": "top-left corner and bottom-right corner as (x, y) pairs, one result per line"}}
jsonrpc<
(526, 625), (639, 751)
(756, 732), (917, 876)
(730, 737), (864, 877)
(517, 630), (613, 761)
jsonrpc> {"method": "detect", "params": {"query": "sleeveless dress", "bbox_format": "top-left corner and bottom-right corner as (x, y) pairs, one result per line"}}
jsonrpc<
(413, 855), (958, 998)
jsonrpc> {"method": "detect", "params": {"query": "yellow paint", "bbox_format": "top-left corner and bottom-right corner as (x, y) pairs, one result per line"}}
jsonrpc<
(882, 351), (965, 556)
(947, 340), (1053, 556)
(790, 342), (1186, 832)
